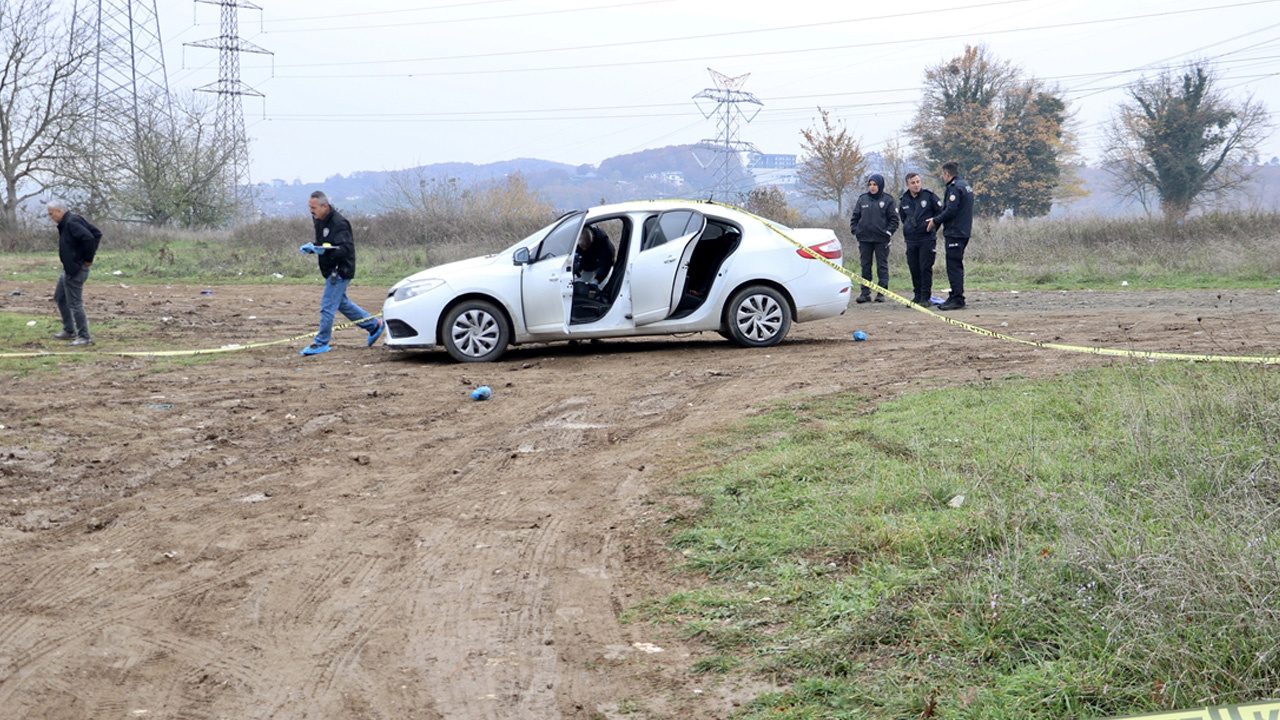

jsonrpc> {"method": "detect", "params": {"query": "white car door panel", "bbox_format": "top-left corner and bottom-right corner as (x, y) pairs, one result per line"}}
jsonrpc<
(630, 210), (706, 325)
(522, 213), (583, 334)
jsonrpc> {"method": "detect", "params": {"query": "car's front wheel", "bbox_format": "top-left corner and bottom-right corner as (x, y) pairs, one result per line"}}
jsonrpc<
(442, 300), (510, 362)
(725, 285), (791, 348)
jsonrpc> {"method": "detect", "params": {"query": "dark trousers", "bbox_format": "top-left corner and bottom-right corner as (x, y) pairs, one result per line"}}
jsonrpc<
(857, 241), (889, 297)
(904, 236), (936, 300)
(55, 265), (91, 339)
(944, 236), (969, 301)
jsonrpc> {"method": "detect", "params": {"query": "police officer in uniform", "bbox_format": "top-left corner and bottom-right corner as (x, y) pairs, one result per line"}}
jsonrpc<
(927, 162), (975, 310)
(897, 172), (943, 307)
(849, 173), (899, 303)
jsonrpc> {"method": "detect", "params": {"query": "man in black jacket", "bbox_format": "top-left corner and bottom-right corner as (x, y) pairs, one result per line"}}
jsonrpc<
(927, 162), (975, 310)
(575, 225), (614, 284)
(849, 173), (899, 303)
(46, 199), (101, 346)
(898, 172), (943, 307)
(298, 191), (384, 356)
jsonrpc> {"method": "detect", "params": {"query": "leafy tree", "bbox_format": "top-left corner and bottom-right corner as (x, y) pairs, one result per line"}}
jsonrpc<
(0, 0), (91, 226)
(908, 45), (1077, 217)
(797, 107), (866, 216)
(1103, 61), (1272, 219)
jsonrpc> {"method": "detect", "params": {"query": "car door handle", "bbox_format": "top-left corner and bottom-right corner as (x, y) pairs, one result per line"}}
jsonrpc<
(664, 257), (676, 264)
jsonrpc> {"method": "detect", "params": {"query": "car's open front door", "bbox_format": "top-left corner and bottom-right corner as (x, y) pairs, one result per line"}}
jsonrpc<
(521, 212), (584, 334)
(628, 209), (706, 325)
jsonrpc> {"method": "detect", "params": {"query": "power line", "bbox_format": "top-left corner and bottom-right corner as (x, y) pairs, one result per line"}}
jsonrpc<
(254, 57), (1280, 123)
(269, 0), (1278, 71)
(260, 0), (677, 35)
(259, 0), (519, 24)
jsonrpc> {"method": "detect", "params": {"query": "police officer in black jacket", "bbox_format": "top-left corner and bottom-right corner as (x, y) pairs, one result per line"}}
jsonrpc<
(927, 162), (975, 310)
(297, 191), (384, 355)
(898, 172), (943, 307)
(849, 173), (899, 303)
(46, 198), (101, 345)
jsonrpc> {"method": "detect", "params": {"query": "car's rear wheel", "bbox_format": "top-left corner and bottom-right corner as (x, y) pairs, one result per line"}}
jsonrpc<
(442, 300), (510, 362)
(725, 285), (791, 348)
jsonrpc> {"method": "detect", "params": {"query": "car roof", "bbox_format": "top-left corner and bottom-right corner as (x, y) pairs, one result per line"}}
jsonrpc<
(586, 199), (758, 226)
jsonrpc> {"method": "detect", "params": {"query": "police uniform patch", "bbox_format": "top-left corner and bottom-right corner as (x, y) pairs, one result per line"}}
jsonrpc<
(949, 195), (956, 201)
(878, 201), (885, 208)
(921, 200), (927, 207)
(323, 228), (330, 237)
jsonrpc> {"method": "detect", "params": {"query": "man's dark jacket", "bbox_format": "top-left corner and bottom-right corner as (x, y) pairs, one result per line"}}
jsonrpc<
(57, 212), (102, 276)
(898, 187), (943, 241)
(849, 191), (899, 244)
(933, 176), (975, 239)
(313, 207), (357, 280)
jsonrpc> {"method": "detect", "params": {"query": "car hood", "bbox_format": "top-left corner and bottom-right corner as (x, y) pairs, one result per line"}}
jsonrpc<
(393, 252), (507, 288)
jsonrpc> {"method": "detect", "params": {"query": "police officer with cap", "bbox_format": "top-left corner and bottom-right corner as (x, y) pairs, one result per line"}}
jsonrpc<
(927, 162), (974, 310)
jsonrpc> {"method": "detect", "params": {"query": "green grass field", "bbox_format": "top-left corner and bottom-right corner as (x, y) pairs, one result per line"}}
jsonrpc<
(4, 211), (1278, 719)
(636, 364), (1280, 719)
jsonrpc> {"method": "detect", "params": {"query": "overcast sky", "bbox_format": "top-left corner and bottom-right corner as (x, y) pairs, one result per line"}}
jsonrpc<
(148, 0), (1280, 184)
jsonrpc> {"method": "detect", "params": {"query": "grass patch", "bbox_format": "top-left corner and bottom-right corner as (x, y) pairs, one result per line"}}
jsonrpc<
(642, 363), (1280, 719)
(4, 211), (1280, 290)
(0, 311), (229, 375)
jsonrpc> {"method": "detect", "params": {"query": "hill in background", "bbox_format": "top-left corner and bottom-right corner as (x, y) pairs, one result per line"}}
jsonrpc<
(253, 147), (1280, 219)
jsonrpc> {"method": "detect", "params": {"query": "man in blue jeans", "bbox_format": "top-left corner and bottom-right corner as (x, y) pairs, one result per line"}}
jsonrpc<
(47, 198), (102, 346)
(298, 191), (384, 355)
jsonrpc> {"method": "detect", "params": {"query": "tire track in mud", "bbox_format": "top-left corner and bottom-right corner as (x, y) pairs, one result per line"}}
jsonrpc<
(4, 285), (1276, 719)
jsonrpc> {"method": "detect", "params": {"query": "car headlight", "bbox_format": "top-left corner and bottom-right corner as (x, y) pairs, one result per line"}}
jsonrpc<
(393, 278), (445, 302)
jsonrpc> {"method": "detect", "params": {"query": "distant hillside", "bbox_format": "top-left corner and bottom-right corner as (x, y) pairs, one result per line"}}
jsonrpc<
(252, 146), (742, 216)
(1052, 165), (1280, 217)
(252, 151), (1280, 219)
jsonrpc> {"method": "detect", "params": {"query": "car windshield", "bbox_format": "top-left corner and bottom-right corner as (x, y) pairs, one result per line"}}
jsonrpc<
(502, 211), (585, 255)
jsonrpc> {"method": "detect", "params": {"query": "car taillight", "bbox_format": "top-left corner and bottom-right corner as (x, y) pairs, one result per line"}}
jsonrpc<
(797, 238), (841, 260)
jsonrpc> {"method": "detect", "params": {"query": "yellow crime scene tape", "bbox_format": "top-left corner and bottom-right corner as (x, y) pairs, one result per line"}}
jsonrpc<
(693, 199), (1280, 366)
(0, 315), (380, 359)
(1095, 699), (1280, 720)
(6, 199), (1280, 364)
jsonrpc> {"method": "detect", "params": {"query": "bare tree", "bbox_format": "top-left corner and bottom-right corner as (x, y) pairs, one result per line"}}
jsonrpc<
(1103, 61), (1273, 220)
(55, 91), (238, 227)
(123, 92), (237, 227)
(739, 185), (800, 226)
(0, 0), (91, 226)
(797, 107), (867, 216)
(879, 136), (911, 195)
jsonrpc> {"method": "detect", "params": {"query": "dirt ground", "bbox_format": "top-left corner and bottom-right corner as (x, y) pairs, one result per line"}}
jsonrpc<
(1, 281), (1277, 720)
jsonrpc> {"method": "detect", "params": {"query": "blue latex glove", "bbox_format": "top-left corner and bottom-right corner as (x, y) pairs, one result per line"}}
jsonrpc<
(312, 244), (328, 254)
(299, 242), (316, 254)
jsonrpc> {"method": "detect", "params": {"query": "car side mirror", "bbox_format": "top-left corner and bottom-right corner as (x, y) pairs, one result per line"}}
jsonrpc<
(513, 247), (530, 265)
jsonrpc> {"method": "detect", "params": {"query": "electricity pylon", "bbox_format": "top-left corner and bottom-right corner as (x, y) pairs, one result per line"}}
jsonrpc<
(692, 68), (763, 199)
(185, 0), (271, 220)
(80, 0), (173, 215)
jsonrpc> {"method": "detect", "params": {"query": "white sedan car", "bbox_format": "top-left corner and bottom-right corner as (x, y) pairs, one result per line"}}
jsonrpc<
(382, 200), (851, 362)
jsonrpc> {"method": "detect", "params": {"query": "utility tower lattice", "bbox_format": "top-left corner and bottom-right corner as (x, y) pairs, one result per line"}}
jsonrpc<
(692, 68), (762, 199)
(81, 0), (173, 212)
(185, 0), (271, 219)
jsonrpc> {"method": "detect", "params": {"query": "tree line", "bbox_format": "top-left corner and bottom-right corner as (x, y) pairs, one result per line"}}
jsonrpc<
(796, 45), (1272, 221)
(1, 0), (1273, 231)
(1, 0), (240, 230)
